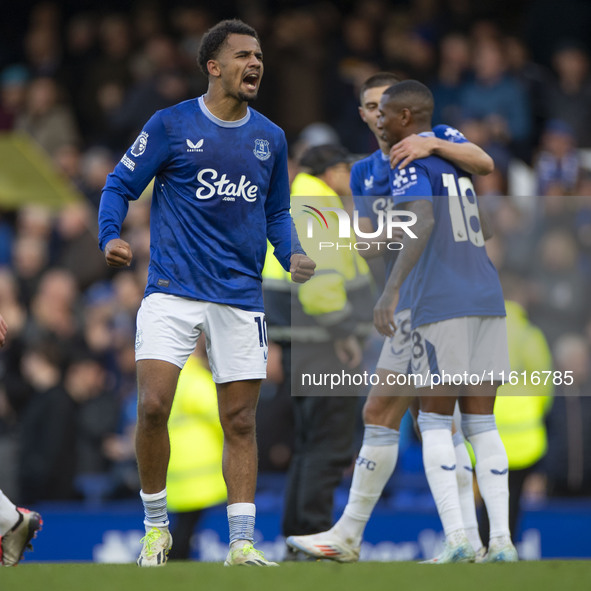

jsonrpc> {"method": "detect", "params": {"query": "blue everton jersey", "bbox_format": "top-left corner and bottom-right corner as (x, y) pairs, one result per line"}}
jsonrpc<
(351, 125), (469, 312)
(432, 124), (470, 145)
(351, 150), (403, 307)
(99, 96), (301, 312)
(351, 149), (392, 203)
(350, 124), (468, 202)
(389, 153), (505, 328)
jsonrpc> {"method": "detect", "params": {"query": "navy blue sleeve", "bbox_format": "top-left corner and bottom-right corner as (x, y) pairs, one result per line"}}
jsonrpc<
(432, 124), (469, 144)
(351, 162), (375, 222)
(353, 194), (373, 220)
(265, 134), (305, 270)
(350, 161), (363, 196)
(98, 111), (170, 251)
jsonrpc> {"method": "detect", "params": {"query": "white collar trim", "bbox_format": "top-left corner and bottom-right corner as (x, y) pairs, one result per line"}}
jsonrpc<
(198, 95), (251, 128)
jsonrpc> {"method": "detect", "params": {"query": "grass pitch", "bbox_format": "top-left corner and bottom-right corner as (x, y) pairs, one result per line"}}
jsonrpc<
(2, 561), (589, 591)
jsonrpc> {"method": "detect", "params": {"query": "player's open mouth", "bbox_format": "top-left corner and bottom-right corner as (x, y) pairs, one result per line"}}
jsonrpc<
(242, 73), (259, 91)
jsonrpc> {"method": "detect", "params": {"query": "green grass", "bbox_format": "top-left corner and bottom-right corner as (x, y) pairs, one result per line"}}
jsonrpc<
(3, 561), (590, 591)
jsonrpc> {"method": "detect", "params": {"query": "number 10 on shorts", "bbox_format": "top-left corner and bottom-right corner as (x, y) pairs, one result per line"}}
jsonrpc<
(254, 316), (268, 348)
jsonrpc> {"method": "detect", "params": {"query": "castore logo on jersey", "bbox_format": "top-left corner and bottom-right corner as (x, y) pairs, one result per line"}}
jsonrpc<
(186, 138), (204, 152)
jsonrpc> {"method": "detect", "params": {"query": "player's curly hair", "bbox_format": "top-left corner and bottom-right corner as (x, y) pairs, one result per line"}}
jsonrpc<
(197, 19), (260, 76)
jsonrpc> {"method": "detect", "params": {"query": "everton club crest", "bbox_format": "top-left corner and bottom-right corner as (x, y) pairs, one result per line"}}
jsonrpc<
(253, 139), (271, 161)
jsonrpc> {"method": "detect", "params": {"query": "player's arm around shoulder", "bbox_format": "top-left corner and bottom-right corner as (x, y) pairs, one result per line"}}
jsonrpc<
(390, 133), (494, 176)
(431, 137), (494, 176)
(389, 134), (438, 171)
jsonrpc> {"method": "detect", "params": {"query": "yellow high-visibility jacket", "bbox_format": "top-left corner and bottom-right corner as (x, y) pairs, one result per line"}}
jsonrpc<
(166, 355), (226, 512)
(263, 172), (373, 342)
(494, 300), (553, 470)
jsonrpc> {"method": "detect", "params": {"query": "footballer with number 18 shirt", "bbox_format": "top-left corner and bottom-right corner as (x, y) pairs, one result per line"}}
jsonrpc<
(374, 80), (516, 563)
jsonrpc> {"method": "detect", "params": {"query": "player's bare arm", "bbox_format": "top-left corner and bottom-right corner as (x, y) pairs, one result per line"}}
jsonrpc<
(354, 216), (404, 259)
(374, 199), (434, 337)
(390, 135), (494, 176)
(290, 253), (316, 283)
(104, 238), (133, 268)
(0, 313), (7, 347)
(478, 202), (493, 240)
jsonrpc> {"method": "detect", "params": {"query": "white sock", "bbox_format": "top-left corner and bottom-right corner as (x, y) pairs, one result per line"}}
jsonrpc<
(463, 414), (510, 541)
(418, 412), (465, 542)
(228, 502), (256, 548)
(453, 431), (483, 552)
(0, 489), (19, 536)
(140, 488), (169, 529)
(333, 425), (399, 547)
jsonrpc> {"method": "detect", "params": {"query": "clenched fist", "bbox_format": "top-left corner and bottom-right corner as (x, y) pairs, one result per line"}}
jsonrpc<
(104, 238), (133, 268)
(290, 253), (316, 283)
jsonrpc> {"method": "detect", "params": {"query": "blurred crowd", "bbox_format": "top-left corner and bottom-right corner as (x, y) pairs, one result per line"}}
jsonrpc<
(0, 0), (591, 506)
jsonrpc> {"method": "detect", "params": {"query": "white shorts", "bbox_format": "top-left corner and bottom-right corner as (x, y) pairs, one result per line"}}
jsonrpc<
(135, 293), (268, 383)
(410, 316), (510, 388)
(376, 308), (412, 374)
